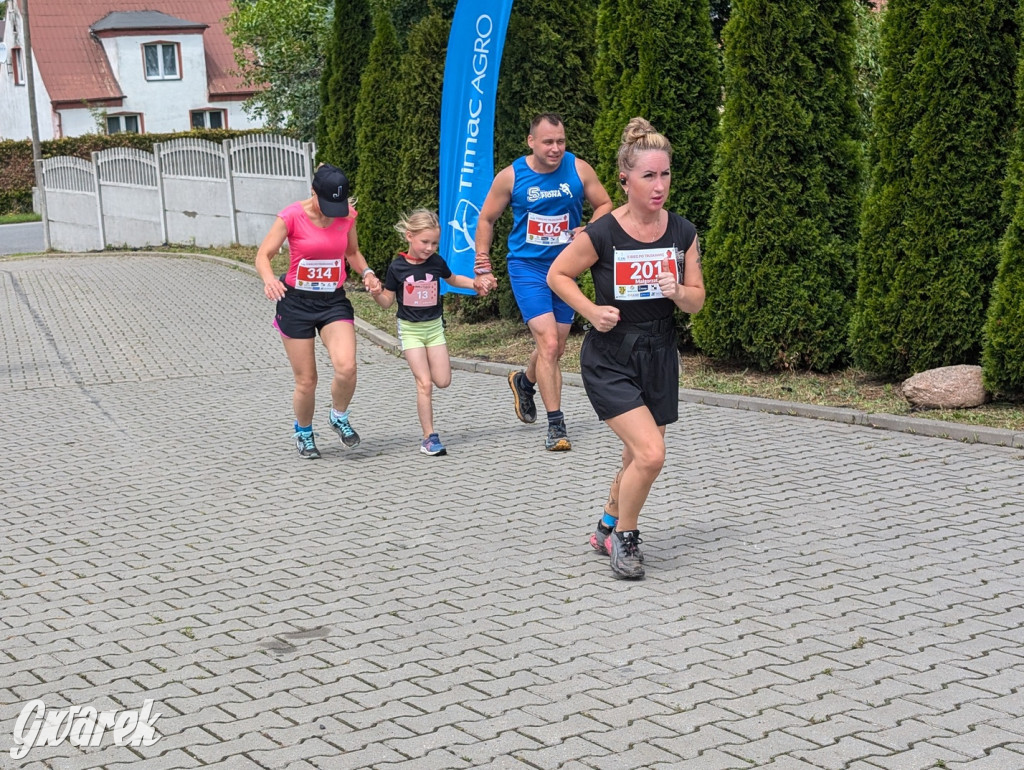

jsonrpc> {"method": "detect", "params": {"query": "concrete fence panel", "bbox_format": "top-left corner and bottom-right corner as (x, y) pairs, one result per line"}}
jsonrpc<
(39, 133), (322, 251)
(41, 156), (102, 252)
(156, 138), (235, 247)
(94, 147), (164, 248)
(229, 134), (314, 246)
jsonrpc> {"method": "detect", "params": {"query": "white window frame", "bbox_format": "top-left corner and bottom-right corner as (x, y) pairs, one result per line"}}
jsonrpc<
(106, 113), (142, 134)
(190, 109), (227, 130)
(142, 42), (181, 81)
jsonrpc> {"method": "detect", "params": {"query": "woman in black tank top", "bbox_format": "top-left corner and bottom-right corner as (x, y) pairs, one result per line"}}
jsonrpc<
(547, 118), (706, 580)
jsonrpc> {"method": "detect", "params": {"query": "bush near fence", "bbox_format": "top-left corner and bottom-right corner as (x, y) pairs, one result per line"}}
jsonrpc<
(0, 129), (264, 215)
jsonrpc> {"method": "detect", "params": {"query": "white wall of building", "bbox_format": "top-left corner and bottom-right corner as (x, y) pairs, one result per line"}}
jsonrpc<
(0, 18), (262, 140)
(0, 7), (57, 140)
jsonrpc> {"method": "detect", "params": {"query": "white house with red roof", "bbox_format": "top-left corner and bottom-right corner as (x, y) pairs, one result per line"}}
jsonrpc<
(0, 0), (263, 140)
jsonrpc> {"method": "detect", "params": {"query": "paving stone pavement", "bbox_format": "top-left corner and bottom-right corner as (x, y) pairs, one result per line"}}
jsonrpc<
(2, 253), (1023, 770)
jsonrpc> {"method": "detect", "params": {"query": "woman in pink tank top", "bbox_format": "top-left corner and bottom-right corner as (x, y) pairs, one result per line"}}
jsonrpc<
(255, 164), (383, 460)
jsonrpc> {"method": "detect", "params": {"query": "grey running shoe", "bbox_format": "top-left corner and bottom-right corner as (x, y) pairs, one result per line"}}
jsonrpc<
(329, 413), (360, 448)
(610, 530), (645, 579)
(294, 431), (321, 460)
(545, 420), (571, 451)
(590, 522), (613, 555)
(508, 370), (537, 424)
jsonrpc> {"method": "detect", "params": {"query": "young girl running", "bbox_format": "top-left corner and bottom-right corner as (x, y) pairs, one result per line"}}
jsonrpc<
(372, 210), (480, 455)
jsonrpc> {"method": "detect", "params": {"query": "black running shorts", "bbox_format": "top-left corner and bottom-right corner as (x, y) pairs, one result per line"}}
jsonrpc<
(274, 285), (355, 339)
(580, 324), (679, 425)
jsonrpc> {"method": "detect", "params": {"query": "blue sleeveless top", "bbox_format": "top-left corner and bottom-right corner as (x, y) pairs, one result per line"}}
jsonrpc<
(507, 152), (584, 261)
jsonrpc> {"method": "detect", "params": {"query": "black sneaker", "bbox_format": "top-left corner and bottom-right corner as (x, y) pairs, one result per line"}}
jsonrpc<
(294, 431), (321, 460)
(610, 530), (645, 579)
(544, 420), (571, 451)
(508, 370), (537, 424)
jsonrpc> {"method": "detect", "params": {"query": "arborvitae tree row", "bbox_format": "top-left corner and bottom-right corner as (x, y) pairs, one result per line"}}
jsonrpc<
(353, 6), (405, 275)
(691, 0), (863, 371)
(394, 8), (450, 216)
(853, 0), (1018, 379)
(982, 1), (1024, 395)
(591, 0), (721, 233)
(316, 0), (371, 174)
(592, 0), (628, 190)
(485, 0), (601, 322)
(849, 0), (927, 377)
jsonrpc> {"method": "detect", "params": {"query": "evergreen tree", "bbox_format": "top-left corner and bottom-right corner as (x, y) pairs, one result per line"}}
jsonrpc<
(852, 0), (1017, 378)
(592, 0), (721, 232)
(982, 2), (1024, 395)
(849, 0), (927, 376)
(482, 0), (601, 321)
(394, 9), (449, 215)
(691, 0), (863, 371)
(316, 0), (372, 175)
(354, 5), (404, 274)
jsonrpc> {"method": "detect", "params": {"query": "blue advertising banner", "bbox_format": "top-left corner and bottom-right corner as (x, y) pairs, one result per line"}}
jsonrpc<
(439, 0), (514, 294)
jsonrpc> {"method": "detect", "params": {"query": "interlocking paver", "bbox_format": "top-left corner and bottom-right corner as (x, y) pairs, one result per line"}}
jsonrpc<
(1, 254), (1023, 769)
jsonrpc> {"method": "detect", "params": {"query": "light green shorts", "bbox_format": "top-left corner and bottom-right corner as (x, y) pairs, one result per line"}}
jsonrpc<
(398, 317), (447, 350)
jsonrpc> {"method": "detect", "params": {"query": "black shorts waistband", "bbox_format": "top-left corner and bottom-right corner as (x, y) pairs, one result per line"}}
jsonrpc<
(280, 275), (348, 299)
(591, 316), (676, 364)
(610, 317), (675, 336)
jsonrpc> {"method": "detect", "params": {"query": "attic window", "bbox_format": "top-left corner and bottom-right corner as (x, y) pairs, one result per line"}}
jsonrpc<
(143, 42), (180, 81)
(12, 47), (25, 86)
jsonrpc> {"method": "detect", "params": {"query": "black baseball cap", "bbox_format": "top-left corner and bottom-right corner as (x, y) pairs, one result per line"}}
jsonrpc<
(312, 164), (350, 217)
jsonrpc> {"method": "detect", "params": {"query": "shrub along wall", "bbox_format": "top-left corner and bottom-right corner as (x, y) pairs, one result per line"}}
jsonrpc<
(0, 129), (260, 215)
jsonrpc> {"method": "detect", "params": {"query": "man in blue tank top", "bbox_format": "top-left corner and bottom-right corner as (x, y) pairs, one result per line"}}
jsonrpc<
(474, 114), (613, 452)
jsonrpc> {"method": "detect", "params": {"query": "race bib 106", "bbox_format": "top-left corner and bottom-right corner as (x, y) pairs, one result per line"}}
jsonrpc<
(526, 212), (571, 246)
(613, 247), (678, 301)
(294, 259), (341, 291)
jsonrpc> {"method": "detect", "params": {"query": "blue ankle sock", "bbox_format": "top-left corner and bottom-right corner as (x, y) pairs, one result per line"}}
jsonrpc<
(547, 410), (564, 426)
(295, 422), (312, 434)
(601, 512), (618, 529)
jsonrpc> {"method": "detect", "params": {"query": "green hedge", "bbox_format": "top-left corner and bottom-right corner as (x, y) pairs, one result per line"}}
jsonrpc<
(852, 0), (1017, 378)
(982, 3), (1024, 396)
(0, 129), (261, 215)
(691, 0), (863, 372)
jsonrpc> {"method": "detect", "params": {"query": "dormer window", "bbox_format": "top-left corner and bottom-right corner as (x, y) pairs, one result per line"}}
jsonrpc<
(143, 42), (180, 81)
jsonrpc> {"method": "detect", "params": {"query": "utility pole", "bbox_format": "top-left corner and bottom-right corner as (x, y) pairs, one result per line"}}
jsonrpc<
(21, 0), (49, 249)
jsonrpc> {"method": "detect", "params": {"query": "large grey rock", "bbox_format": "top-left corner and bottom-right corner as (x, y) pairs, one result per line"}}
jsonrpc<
(901, 365), (988, 409)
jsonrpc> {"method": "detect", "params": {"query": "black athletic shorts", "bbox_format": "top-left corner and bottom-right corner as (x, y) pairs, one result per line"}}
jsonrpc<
(580, 317), (679, 425)
(273, 282), (355, 339)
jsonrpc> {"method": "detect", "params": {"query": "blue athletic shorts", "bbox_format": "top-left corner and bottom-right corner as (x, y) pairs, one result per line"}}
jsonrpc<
(506, 257), (575, 325)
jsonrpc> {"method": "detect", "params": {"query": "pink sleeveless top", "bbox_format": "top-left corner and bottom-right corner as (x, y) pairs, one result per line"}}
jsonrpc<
(279, 201), (358, 291)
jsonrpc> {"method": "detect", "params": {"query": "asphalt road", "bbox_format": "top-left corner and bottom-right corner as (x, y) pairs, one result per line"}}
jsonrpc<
(0, 221), (45, 255)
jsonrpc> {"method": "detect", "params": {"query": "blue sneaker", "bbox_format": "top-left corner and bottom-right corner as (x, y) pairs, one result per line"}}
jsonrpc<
(294, 430), (321, 460)
(329, 412), (360, 448)
(420, 433), (447, 456)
